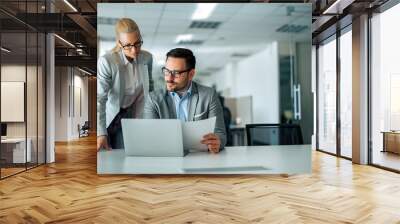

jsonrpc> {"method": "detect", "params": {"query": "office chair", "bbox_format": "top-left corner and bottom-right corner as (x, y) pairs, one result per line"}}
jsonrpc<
(246, 123), (304, 146)
(78, 121), (90, 138)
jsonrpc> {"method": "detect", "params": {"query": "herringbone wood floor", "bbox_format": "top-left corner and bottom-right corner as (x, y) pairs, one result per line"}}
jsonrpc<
(1, 135), (400, 224)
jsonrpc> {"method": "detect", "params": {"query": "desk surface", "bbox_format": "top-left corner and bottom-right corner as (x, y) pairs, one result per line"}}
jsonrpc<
(1, 138), (28, 143)
(381, 131), (400, 134)
(97, 145), (311, 174)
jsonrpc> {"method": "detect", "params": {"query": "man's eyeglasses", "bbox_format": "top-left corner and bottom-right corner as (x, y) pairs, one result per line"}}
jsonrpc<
(119, 40), (143, 50)
(162, 67), (191, 78)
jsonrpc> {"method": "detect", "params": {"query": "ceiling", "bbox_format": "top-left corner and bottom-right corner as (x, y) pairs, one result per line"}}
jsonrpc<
(0, 0), (98, 71)
(2, 0), (389, 76)
(1, 1), (313, 76)
(97, 3), (312, 76)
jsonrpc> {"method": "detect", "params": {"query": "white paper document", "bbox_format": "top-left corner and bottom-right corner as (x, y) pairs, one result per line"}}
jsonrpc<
(182, 117), (216, 151)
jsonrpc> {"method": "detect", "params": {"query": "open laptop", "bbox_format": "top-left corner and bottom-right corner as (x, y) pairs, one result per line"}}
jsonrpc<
(121, 119), (185, 157)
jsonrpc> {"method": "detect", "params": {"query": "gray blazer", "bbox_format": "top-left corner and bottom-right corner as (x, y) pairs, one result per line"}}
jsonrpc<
(97, 49), (153, 136)
(143, 82), (227, 148)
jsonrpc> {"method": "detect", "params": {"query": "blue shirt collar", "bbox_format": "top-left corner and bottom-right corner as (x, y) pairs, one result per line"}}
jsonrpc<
(169, 81), (193, 98)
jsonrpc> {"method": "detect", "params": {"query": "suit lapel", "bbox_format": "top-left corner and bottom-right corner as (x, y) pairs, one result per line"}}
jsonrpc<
(165, 91), (176, 119)
(188, 82), (199, 121)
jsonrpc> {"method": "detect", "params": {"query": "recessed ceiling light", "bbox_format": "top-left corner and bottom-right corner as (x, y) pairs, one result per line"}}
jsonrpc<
(54, 34), (75, 48)
(192, 3), (217, 20)
(78, 67), (93, 76)
(323, 0), (344, 14)
(1, 47), (11, 53)
(175, 34), (193, 43)
(63, 0), (78, 12)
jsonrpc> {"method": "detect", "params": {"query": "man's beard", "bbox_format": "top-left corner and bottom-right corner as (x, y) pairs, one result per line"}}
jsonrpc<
(167, 80), (189, 92)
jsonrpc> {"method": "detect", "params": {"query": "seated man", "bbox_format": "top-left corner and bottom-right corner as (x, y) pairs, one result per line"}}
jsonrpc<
(143, 48), (226, 153)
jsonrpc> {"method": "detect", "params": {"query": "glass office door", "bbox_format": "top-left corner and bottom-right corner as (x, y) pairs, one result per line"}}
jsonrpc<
(317, 35), (337, 155)
(0, 0), (47, 179)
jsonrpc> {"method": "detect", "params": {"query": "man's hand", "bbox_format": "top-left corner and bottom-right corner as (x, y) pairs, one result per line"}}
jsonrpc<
(97, 136), (111, 151)
(201, 133), (221, 153)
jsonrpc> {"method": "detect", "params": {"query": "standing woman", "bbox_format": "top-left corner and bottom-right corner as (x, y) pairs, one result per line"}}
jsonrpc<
(97, 18), (153, 150)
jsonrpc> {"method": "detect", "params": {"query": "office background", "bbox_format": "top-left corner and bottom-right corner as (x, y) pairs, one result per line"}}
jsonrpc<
(97, 3), (313, 149)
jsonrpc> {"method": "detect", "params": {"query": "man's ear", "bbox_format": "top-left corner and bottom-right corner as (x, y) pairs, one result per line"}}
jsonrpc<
(189, 69), (196, 80)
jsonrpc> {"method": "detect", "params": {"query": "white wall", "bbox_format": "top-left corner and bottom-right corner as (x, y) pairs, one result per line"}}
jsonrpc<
(55, 67), (68, 141)
(71, 74), (89, 139)
(198, 42), (280, 124)
(235, 42), (279, 123)
(55, 67), (89, 141)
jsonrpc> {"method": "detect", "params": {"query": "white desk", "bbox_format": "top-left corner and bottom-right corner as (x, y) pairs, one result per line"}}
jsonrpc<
(1, 138), (32, 163)
(97, 145), (311, 174)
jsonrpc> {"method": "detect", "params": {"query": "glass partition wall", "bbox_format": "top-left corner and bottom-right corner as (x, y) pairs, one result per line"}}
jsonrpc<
(317, 35), (337, 155)
(316, 26), (353, 159)
(0, 1), (46, 179)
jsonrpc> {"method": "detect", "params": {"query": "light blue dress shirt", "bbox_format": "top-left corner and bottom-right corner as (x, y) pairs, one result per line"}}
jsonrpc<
(169, 82), (193, 122)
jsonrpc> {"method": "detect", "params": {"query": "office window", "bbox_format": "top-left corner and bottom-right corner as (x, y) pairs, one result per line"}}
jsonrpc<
(371, 3), (400, 171)
(317, 36), (337, 154)
(339, 28), (352, 158)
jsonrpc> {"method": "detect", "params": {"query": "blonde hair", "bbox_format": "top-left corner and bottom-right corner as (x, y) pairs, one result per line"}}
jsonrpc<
(112, 18), (141, 52)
